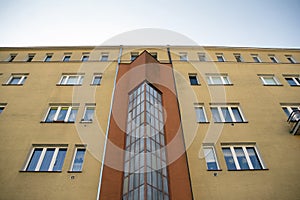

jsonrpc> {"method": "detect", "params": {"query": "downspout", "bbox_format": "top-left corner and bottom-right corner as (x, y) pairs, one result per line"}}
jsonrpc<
(96, 45), (123, 200)
(167, 46), (194, 200)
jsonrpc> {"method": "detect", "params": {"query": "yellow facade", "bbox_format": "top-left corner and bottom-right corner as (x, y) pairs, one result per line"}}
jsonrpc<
(0, 46), (299, 200)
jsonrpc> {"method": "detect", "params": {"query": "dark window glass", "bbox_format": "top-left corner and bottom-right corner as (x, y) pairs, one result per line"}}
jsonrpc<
(189, 76), (198, 85)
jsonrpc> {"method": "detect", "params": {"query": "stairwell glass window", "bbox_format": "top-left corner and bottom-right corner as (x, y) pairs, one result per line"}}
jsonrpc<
(6, 74), (27, 85)
(216, 54), (225, 62)
(210, 105), (245, 123)
(285, 55), (296, 64)
(179, 52), (188, 61)
(82, 105), (95, 122)
(194, 105), (208, 123)
(222, 144), (265, 170)
(44, 105), (79, 123)
(206, 74), (231, 85)
(44, 54), (52, 62)
(251, 54), (261, 63)
(189, 74), (199, 85)
(59, 74), (84, 85)
(203, 145), (220, 170)
(24, 146), (67, 172)
(259, 75), (281, 86)
(70, 146), (86, 172)
(284, 76), (300, 86)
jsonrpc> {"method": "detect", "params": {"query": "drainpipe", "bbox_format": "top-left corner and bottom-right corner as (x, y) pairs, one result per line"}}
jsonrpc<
(96, 45), (123, 200)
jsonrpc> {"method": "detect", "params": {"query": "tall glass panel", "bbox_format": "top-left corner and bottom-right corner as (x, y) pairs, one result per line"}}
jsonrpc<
(40, 148), (55, 171)
(246, 147), (262, 169)
(53, 148), (67, 171)
(222, 148), (236, 170)
(123, 82), (169, 200)
(234, 147), (249, 170)
(26, 148), (43, 171)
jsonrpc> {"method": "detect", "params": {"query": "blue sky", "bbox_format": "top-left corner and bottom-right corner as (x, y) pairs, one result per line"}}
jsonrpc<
(0, 0), (299, 47)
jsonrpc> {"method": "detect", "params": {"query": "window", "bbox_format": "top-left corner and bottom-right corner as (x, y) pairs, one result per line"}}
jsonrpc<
(189, 74), (199, 85)
(130, 52), (139, 61)
(259, 75), (281, 85)
(0, 104), (6, 114)
(284, 76), (300, 86)
(198, 53), (206, 61)
(234, 54), (243, 62)
(206, 74), (231, 85)
(91, 74), (102, 85)
(150, 52), (158, 59)
(44, 105), (79, 123)
(26, 54), (35, 62)
(81, 53), (89, 62)
(203, 145), (219, 170)
(179, 52), (188, 61)
(210, 105), (246, 123)
(58, 74), (83, 85)
(6, 74), (27, 85)
(7, 54), (17, 62)
(194, 105), (208, 123)
(100, 53), (109, 61)
(82, 105), (95, 122)
(24, 146), (67, 172)
(44, 54), (52, 62)
(269, 55), (278, 63)
(222, 144), (265, 170)
(282, 105), (300, 121)
(70, 146), (86, 172)
(216, 54), (225, 62)
(63, 54), (71, 62)
(251, 54), (261, 63)
(285, 55), (296, 64)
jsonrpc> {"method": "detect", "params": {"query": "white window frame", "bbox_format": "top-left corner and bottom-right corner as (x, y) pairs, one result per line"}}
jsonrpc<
(58, 75), (84, 85)
(269, 55), (278, 63)
(100, 53), (109, 61)
(70, 145), (86, 172)
(179, 52), (188, 61)
(285, 55), (296, 64)
(251, 54), (261, 63)
(222, 144), (265, 170)
(24, 146), (67, 172)
(81, 105), (95, 122)
(234, 54), (243, 62)
(198, 53), (207, 62)
(6, 54), (17, 62)
(6, 74), (27, 85)
(203, 145), (220, 170)
(44, 106), (78, 122)
(194, 105), (208, 123)
(44, 54), (53, 62)
(206, 74), (231, 85)
(210, 105), (246, 123)
(259, 75), (281, 85)
(216, 54), (225, 62)
(91, 74), (102, 85)
(284, 76), (300, 86)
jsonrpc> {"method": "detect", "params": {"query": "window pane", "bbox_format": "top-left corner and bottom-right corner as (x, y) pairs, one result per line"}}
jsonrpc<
(222, 148), (236, 170)
(195, 107), (206, 122)
(211, 108), (221, 122)
(204, 147), (218, 170)
(223, 76), (230, 84)
(253, 56), (260, 62)
(57, 107), (68, 121)
(234, 147), (249, 170)
(63, 56), (70, 62)
(0, 107), (4, 114)
(10, 77), (21, 84)
(93, 76), (102, 85)
(217, 56), (224, 62)
(83, 107), (95, 121)
(53, 149), (66, 171)
(282, 107), (291, 117)
(20, 77), (27, 84)
(285, 78), (296, 86)
(232, 107), (243, 122)
(221, 107), (232, 122)
(211, 76), (222, 84)
(68, 108), (78, 122)
(246, 147), (262, 169)
(189, 76), (198, 85)
(26, 148), (43, 171)
(263, 77), (276, 85)
(45, 108), (57, 122)
(40, 148), (55, 171)
(72, 149), (86, 171)
(67, 76), (78, 84)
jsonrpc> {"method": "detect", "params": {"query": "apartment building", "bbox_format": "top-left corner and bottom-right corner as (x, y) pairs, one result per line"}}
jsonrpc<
(0, 45), (299, 200)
